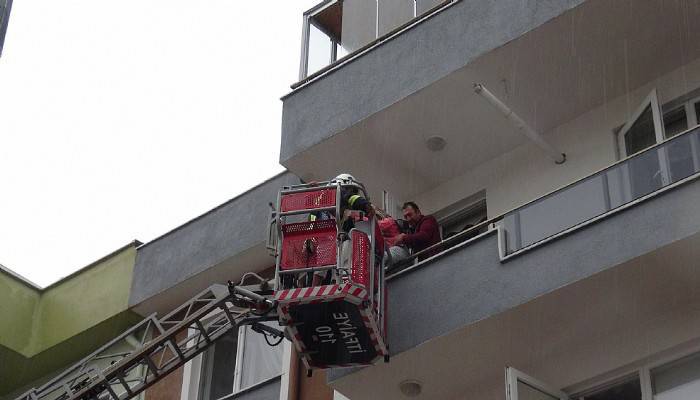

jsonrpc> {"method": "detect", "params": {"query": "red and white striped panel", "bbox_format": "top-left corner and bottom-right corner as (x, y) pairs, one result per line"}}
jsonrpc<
(358, 303), (388, 357)
(275, 283), (368, 306)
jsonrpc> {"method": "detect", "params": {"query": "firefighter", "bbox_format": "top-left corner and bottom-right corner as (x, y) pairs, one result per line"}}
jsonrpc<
(331, 173), (375, 231)
(329, 174), (385, 282)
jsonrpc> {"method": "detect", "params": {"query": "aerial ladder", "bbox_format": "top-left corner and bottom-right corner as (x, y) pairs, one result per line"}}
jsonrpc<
(15, 177), (388, 400)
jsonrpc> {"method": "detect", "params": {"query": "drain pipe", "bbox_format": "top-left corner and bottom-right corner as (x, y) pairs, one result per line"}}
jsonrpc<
(474, 83), (566, 164)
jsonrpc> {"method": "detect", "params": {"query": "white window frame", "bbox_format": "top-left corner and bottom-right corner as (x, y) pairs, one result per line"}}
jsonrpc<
(233, 322), (284, 394)
(434, 192), (487, 239)
(180, 309), (236, 400)
(617, 89), (666, 158)
(299, 0), (342, 81)
(505, 367), (569, 400)
(567, 339), (700, 400)
(180, 309), (285, 400)
(683, 95), (700, 130)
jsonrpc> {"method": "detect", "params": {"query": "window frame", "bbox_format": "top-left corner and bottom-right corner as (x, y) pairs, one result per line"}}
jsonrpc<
(433, 192), (487, 239)
(299, 0), (343, 81)
(180, 310), (239, 400)
(617, 89), (666, 159)
(180, 309), (285, 400)
(233, 322), (285, 394)
(505, 366), (569, 400)
(567, 340), (700, 400)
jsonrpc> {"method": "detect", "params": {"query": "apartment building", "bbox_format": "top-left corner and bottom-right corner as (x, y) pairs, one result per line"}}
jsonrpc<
(0, 0), (11, 57)
(282, 0), (700, 399)
(3, 0), (700, 399)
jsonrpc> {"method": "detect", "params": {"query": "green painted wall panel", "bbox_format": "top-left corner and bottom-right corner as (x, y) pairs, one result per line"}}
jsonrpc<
(0, 274), (40, 355)
(0, 243), (141, 396)
(0, 310), (143, 398)
(34, 245), (137, 351)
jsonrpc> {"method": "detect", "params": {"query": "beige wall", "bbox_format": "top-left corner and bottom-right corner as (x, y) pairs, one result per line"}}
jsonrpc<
(413, 57), (700, 219)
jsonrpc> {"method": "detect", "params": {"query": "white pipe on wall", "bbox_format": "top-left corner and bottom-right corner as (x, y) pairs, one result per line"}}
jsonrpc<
(473, 83), (566, 164)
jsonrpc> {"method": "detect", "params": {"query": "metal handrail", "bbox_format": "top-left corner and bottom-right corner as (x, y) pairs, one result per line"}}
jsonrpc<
(501, 124), (700, 214)
(386, 124), (700, 276)
(387, 215), (502, 274)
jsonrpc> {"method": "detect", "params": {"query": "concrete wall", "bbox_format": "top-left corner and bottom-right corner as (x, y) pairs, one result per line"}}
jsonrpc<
(330, 174), (700, 382)
(282, 0), (586, 163)
(130, 171), (298, 307)
(413, 57), (700, 219)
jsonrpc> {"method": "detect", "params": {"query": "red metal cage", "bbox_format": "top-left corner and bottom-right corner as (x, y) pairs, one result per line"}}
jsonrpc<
(280, 219), (337, 270)
(280, 188), (336, 213)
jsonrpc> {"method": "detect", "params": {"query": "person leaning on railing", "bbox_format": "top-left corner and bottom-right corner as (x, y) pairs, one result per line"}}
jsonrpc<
(394, 201), (442, 261)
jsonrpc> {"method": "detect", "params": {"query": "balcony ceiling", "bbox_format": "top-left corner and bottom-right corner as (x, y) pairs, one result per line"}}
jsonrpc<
(283, 0), (700, 202)
(331, 232), (700, 400)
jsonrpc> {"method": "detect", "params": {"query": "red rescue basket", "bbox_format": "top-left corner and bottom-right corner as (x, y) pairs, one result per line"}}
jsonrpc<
(270, 180), (388, 369)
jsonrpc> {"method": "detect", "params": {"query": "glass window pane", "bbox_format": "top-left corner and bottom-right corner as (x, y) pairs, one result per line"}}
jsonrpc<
(624, 105), (658, 155)
(625, 146), (665, 198)
(663, 106), (688, 138)
(666, 133), (696, 183)
(238, 323), (284, 391)
(695, 102), (700, 127)
(517, 381), (559, 400)
(307, 23), (333, 75)
(515, 174), (610, 249)
(200, 329), (237, 400)
(652, 352), (700, 399)
(583, 378), (641, 400)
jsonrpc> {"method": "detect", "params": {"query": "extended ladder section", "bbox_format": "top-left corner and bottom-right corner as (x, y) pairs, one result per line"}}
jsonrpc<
(15, 283), (280, 400)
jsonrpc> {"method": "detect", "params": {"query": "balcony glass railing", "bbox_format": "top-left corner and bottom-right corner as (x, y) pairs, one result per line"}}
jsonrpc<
(298, 0), (450, 82)
(388, 126), (700, 275)
(502, 126), (700, 255)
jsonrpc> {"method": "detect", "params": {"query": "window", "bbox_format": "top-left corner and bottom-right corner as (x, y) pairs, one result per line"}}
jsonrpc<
(618, 90), (665, 158)
(651, 352), (700, 400)
(382, 190), (401, 218)
(188, 317), (284, 400)
(434, 192), (487, 240)
(505, 367), (569, 400)
(198, 330), (238, 400)
(618, 91), (700, 158)
(564, 347), (700, 400)
(299, 0), (431, 80)
(663, 106), (688, 138)
(574, 375), (642, 400)
(235, 322), (284, 392)
(299, 0), (345, 79)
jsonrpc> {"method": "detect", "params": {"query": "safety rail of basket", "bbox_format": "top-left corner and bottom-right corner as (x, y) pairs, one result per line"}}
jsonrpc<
(351, 229), (370, 288)
(280, 219), (338, 271)
(279, 187), (337, 214)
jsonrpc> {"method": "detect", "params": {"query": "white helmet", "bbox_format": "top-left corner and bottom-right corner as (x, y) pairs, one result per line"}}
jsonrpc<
(331, 173), (356, 184)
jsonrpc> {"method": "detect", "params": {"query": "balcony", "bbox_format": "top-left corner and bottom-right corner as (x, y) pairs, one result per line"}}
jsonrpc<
(280, 0), (700, 209)
(297, 0), (447, 82)
(328, 126), (700, 399)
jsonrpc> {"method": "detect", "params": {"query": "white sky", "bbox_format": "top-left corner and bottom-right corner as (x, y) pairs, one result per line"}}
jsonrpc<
(0, 0), (320, 287)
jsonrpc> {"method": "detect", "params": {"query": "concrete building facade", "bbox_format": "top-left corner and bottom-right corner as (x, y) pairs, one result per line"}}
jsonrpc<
(3, 1), (700, 400)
